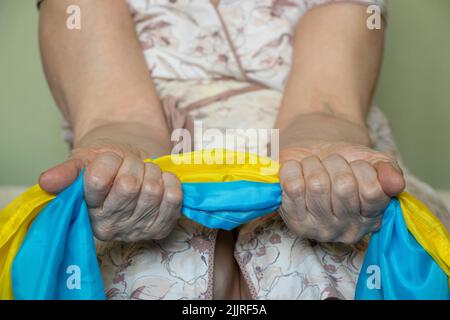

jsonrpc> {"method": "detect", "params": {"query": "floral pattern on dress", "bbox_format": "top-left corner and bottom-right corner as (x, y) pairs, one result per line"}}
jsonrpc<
(127, 0), (387, 90)
(97, 217), (216, 300)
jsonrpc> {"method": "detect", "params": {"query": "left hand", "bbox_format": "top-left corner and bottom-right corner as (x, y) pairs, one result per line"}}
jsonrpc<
(278, 141), (405, 244)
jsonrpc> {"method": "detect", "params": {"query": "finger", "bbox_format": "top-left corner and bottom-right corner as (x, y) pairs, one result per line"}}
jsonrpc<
(144, 172), (182, 240)
(129, 162), (164, 225)
(351, 150), (405, 197)
(278, 161), (308, 228)
(102, 155), (145, 218)
(279, 161), (306, 207)
(350, 160), (390, 218)
(302, 156), (333, 219)
(374, 161), (405, 197)
(39, 157), (85, 194)
(322, 154), (360, 220)
(84, 152), (123, 208)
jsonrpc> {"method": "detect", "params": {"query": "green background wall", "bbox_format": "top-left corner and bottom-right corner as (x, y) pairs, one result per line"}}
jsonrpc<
(1, 0), (449, 188)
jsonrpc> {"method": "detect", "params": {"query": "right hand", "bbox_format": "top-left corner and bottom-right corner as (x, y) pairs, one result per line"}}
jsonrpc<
(39, 126), (182, 242)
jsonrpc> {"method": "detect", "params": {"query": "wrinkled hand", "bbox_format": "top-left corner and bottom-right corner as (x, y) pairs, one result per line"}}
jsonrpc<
(279, 142), (405, 244)
(39, 127), (182, 242)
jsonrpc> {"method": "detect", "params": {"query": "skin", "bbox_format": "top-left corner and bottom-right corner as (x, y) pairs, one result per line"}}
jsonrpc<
(38, 1), (405, 298)
(276, 4), (405, 244)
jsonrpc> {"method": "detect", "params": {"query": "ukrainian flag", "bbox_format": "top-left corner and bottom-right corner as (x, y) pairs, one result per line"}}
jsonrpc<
(0, 150), (448, 300)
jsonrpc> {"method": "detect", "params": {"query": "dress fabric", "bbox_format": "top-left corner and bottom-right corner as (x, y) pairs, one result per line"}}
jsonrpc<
(127, 0), (387, 91)
(50, 0), (449, 300)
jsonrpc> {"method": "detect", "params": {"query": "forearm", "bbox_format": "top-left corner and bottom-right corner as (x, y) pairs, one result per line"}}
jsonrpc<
(39, 0), (171, 153)
(276, 4), (385, 147)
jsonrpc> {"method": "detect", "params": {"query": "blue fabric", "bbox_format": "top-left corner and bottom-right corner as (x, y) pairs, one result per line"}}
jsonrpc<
(355, 198), (449, 300)
(182, 181), (282, 230)
(12, 173), (105, 300)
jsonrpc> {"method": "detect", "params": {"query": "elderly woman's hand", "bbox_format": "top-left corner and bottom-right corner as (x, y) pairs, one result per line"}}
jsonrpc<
(278, 114), (405, 244)
(39, 122), (182, 242)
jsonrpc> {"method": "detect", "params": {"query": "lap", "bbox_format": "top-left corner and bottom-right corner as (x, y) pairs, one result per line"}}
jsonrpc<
(235, 213), (366, 300)
(97, 217), (216, 299)
(97, 213), (367, 300)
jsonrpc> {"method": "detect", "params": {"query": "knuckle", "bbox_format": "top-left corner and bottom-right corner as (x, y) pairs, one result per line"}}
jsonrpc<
(361, 183), (383, 203)
(85, 172), (110, 192)
(306, 173), (330, 194)
(146, 162), (162, 174)
(325, 154), (345, 164)
(333, 173), (357, 196)
(142, 180), (164, 199)
(350, 160), (367, 169)
(92, 223), (114, 241)
(284, 178), (305, 197)
(164, 187), (183, 205)
(116, 174), (141, 196)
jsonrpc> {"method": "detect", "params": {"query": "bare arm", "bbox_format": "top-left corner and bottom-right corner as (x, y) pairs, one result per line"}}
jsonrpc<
(276, 3), (383, 145)
(39, 0), (170, 147)
(276, 4), (405, 244)
(39, 0), (181, 241)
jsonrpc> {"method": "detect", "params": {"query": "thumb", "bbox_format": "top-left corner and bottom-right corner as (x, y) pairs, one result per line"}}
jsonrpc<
(374, 161), (405, 197)
(39, 157), (85, 194)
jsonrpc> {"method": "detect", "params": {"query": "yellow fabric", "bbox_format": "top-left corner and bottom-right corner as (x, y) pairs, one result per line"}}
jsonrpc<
(399, 192), (450, 278)
(0, 185), (55, 300)
(145, 149), (280, 183)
